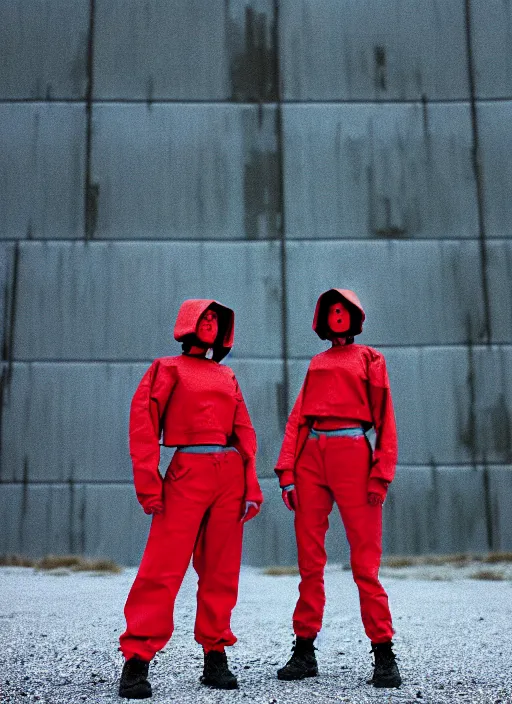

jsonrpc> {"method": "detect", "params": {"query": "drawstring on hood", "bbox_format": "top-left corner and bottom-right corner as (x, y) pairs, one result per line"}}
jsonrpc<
(312, 289), (365, 342)
(174, 299), (235, 362)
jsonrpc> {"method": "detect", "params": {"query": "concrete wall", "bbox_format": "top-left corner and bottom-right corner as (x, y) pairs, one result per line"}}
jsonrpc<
(1, 0), (511, 565)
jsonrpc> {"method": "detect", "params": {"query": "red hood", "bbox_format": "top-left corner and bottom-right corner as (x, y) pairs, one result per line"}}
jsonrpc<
(312, 289), (365, 339)
(174, 299), (234, 361)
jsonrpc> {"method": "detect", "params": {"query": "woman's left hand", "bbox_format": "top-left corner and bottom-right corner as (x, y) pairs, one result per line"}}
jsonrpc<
(367, 492), (384, 506)
(240, 501), (260, 523)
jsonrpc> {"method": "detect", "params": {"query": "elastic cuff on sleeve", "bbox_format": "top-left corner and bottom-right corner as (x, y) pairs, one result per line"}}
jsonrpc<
(367, 477), (389, 500)
(138, 492), (163, 513)
(276, 469), (294, 488)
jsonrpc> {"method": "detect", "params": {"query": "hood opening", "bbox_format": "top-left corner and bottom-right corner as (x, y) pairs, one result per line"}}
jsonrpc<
(174, 299), (234, 362)
(313, 289), (365, 340)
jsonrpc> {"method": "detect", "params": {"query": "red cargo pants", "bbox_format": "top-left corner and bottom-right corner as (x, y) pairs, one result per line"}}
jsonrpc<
(119, 449), (245, 661)
(293, 434), (394, 643)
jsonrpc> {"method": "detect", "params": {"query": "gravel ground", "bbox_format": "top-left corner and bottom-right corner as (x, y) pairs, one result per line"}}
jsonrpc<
(0, 564), (511, 704)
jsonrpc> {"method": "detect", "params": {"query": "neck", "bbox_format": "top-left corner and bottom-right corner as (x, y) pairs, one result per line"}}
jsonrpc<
(331, 336), (348, 347)
(185, 345), (208, 357)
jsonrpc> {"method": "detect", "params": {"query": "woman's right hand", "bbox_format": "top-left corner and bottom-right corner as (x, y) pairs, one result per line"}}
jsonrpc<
(281, 485), (297, 511)
(143, 499), (164, 515)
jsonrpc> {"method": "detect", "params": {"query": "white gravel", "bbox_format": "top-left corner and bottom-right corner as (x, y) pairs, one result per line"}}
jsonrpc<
(1, 564), (511, 704)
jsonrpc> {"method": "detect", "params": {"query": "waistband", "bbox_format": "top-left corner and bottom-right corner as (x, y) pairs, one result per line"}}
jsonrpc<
(176, 445), (238, 454)
(309, 427), (365, 439)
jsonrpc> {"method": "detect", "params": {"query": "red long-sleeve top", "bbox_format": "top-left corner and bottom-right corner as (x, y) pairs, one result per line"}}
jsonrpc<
(129, 354), (263, 512)
(275, 344), (398, 499)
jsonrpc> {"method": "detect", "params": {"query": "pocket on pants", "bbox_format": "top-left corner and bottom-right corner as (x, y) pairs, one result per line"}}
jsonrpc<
(166, 452), (194, 482)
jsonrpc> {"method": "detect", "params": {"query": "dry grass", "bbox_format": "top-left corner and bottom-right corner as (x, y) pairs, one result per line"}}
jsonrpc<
(383, 553), (474, 568)
(263, 565), (300, 576)
(0, 554), (36, 567)
(35, 555), (122, 574)
(0, 554), (122, 574)
(35, 555), (84, 570)
(382, 552), (512, 568)
(381, 556), (416, 568)
(469, 570), (506, 581)
(481, 551), (512, 564)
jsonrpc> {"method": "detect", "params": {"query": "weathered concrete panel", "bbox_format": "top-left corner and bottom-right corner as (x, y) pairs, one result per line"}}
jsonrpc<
(283, 103), (477, 239)
(478, 103), (512, 239)
(471, 1), (512, 99)
(1, 360), (283, 483)
(230, 359), (284, 479)
(90, 104), (279, 240)
(0, 484), (82, 557)
(1, 363), (138, 484)
(0, 0), (89, 99)
(284, 104), (478, 239)
(383, 466), (489, 555)
(381, 346), (512, 467)
(94, 0), (276, 101)
(488, 466), (512, 551)
(280, 0), (469, 101)
(14, 242), (282, 359)
(0, 244), (17, 358)
(468, 346), (512, 465)
(288, 346), (512, 467)
(285, 240), (487, 352)
(487, 241), (512, 344)
(0, 483), (149, 564)
(82, 484), (150, 565)
(0, 104), (86, 239)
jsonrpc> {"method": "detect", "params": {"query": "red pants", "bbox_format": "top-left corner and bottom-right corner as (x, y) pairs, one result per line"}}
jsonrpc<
(293, 435), (394, 643)
(120, 450), (245, 661)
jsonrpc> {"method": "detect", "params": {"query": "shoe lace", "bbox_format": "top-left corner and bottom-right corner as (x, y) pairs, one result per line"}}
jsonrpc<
(207, 651), (229, 674)
(128, 658), (149, 676)
(291, 637), (316, 656)
(370, 644), (396, 666)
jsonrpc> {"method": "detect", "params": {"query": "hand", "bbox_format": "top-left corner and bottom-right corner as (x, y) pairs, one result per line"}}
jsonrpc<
(367, 492), (384, 506)
(281, 485), (297, 511)
(143, 500), (164, 515)
(241, 501), (260, 523)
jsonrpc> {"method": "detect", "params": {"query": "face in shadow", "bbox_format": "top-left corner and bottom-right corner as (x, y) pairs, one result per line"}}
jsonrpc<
(196, 308), (219, 347)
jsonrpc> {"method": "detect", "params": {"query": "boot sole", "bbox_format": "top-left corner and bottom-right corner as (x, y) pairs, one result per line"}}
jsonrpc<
(118, 684), (152, 699)
(372, 677), (402, 689)
(200, 678), (238, 690)
(277, 669), (318, 681)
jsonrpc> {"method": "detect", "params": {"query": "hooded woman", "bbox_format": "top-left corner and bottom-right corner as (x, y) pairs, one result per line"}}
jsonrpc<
(275, 289), (401, 689)
(118, 299), (263, 699)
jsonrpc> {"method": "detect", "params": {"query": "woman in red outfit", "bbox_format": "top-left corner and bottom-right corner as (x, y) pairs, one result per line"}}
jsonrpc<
(275, 289), (401, 689)
(118, 299), (263, 699)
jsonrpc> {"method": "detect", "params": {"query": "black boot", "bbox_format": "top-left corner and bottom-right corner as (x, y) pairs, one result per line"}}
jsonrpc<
(277, 637), (318, 680)
(368, 641), (401, 688)
(200, 650), (238, 690)
(118, 656), (152, 699)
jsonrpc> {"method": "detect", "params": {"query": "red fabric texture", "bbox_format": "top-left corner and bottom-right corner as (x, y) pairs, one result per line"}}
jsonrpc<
(292, 435), (394, 643)
(274, 344), (397, 499)
(120, 450), (245, 660)
(129, 354), (263, 513)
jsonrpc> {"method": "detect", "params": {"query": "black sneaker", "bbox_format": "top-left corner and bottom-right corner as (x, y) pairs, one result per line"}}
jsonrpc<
(200, 650), (238, 690)
(118, 656), (152, 699)
(368, 641), (401, 688)
(277, 637), (318, 681)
